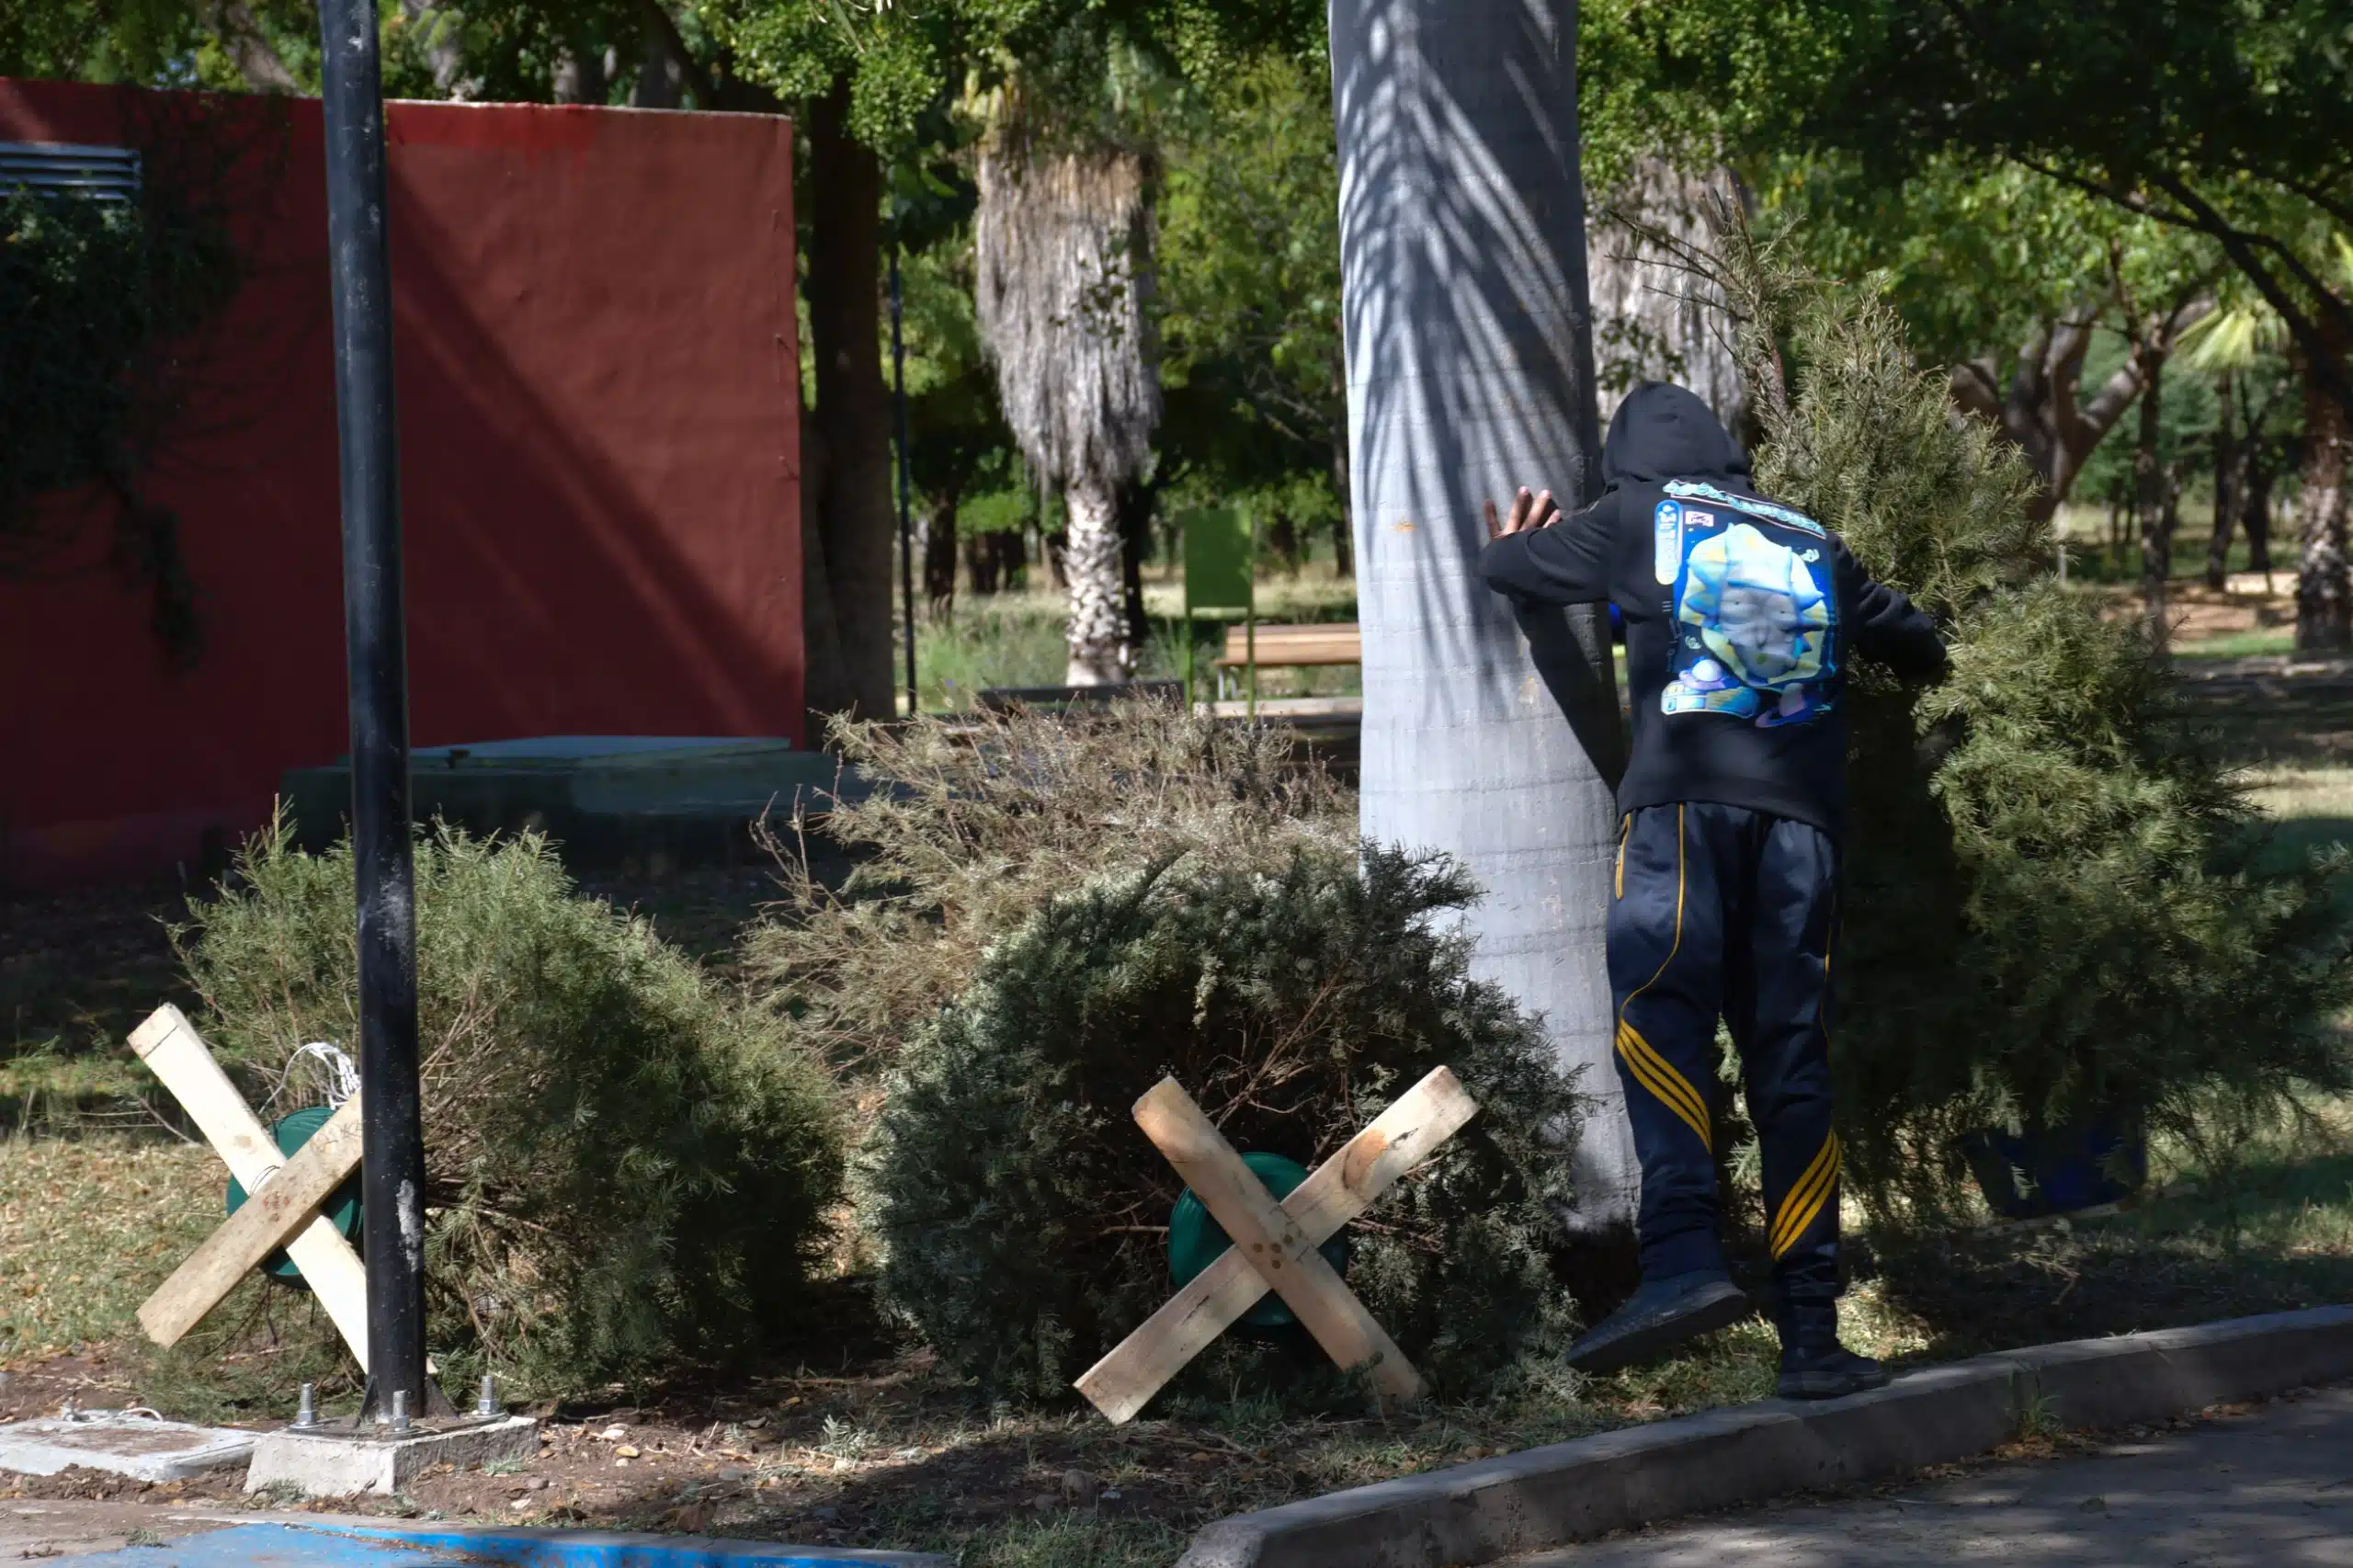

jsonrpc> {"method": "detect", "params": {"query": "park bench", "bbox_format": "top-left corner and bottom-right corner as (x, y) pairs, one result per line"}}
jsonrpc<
(1213, 622), (1361, 698)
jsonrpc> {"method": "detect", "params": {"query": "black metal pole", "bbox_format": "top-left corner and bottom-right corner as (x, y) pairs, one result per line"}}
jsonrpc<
(888, 242), (917, 716)
(318, 0), (432, 1423)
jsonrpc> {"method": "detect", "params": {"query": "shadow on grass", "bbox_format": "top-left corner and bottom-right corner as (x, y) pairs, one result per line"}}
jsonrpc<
(2251, 816), (2353, 877)
(1866, 1148), (2353, 1361)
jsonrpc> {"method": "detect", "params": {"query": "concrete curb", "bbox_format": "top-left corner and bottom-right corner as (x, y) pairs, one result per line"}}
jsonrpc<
(1176, 1303), (2353, 1568)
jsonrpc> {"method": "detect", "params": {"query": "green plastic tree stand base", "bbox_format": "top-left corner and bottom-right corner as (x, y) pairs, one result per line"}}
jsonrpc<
(223, 1105), (363, 1284)
(1166, 1151), (1348, 1330)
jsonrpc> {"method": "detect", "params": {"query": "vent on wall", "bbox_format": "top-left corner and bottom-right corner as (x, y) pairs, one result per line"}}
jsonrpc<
(0, 142), (142, 201)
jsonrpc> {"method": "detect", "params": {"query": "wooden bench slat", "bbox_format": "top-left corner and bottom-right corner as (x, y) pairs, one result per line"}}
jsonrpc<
(1214, 622), (1362, 668)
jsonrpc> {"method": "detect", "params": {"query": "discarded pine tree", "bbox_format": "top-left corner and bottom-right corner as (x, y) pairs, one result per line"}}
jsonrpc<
(1711, 209), (2353, 1212)
(175, 818), (843, 1392)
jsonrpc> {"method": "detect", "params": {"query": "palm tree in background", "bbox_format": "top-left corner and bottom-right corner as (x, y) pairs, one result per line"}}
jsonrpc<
(1327, 0), (1634, 1233)
(974, 84), (1162, 685)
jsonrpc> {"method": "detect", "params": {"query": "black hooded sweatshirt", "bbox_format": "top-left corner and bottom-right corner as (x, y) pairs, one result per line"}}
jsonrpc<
(1478, 381), (1944, 835)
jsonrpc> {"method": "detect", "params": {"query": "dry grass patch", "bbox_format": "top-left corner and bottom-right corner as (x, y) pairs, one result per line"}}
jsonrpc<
(0, 1134), (214, 1359)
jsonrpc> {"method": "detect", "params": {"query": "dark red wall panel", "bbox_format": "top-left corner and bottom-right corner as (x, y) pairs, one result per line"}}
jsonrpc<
(0, 82), (801, 884)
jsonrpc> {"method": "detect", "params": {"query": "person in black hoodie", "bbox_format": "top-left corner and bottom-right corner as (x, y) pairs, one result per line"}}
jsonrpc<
(1479, 381), (1946, 1399)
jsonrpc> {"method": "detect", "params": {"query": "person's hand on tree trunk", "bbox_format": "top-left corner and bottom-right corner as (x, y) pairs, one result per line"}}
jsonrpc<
(1483, 487), (1561, 541)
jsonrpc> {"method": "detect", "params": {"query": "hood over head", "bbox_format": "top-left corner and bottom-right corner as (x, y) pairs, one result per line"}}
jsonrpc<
(1600, 381), (1751, 486)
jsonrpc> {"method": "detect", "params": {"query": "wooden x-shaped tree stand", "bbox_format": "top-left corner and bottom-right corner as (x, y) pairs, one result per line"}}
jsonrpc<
(126, 1005), (372, 1371)
(1075, 1065), (1479, 1424)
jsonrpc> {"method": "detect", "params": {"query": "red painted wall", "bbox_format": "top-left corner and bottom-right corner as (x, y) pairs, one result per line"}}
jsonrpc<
(0, 82), (801, 885)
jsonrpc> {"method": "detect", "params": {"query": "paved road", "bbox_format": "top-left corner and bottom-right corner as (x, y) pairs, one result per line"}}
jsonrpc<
(1515, 1384), (2353, 1566)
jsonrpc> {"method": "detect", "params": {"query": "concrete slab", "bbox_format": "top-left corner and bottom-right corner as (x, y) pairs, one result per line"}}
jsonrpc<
(246, 1415), (540, 1499)
(0, 1499), (237, 1559)
(0, 1409), (255, 1482)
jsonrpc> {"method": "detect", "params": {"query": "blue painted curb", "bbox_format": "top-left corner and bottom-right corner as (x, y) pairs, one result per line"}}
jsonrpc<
(47, 1522), (467, 1565)
(44, 1520), (948, 1568)
(310, 1521), (949, 1568)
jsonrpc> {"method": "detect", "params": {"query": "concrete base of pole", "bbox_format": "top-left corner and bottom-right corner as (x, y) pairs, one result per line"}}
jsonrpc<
(245, 1415), (537, 1498)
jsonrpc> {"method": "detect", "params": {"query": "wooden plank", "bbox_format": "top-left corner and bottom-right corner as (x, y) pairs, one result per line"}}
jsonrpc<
(137, 1093), (366, 1348)
(129, 1006), (372, 1371)
(1130, 1079), (1425, 1405)
(1215, 628), (1363, 666)
(1076, 1066), (1475, 1423)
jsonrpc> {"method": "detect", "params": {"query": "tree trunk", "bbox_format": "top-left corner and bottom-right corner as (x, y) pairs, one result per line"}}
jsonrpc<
(2296, 346), (2352, 652)
(2246, 454), (2276, 574)
(633, 0), (683, 108)
(1117, 477), (1155, 658)
(1329, 415), (1355, 577)
(1330, 0), (1632, 1235)
(1587, 159), (1747, 432)
(2207, 372), (2241, 590)
(923, 489), (960, 617)
(551, 32), (608, 104)
(219, 2), (298, 90)
(962, 529), (1002, 596)
(2135, 348), (2171, 642)
(801, 85), (900, 725)
(395, 0), (471, 97)
(1063, 475), (1131, 683)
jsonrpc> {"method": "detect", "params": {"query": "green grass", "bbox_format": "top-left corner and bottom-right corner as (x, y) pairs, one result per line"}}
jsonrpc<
(2051, 499), (2281, 587)
(903, 563), (1364, 713)
(2174, 628), (2301, 659)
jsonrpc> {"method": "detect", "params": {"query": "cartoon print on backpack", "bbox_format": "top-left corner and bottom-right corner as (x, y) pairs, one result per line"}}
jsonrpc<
(1660, 506), (1840, 729)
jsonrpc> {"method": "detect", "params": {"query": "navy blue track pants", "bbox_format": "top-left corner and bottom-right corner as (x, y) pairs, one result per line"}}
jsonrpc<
(1609, 801), (1842, 1302)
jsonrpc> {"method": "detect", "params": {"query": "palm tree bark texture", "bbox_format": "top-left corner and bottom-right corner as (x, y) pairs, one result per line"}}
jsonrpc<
(976, 115), (1161, 686)
(1328, 0), (1636, 1233)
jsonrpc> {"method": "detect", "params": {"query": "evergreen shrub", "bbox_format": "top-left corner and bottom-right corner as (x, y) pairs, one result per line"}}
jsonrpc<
(866, 844), (1585, 1404)
(1711, 210), (2353, 1210)
(745, 701), (1585, 1404)
(174, 817), (843, 1391)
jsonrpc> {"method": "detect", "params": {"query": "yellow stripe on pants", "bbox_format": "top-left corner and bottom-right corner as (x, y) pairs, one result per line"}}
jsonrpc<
(1617, 1021), (1711, 1150)
(1771, 1132), (1841, 1257)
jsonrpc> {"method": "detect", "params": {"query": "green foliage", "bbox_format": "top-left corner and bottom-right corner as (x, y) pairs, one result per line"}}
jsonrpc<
(1716, 212), (2353, 1212)
(1615, 0), (2350, 420)
(866, 843), (1584, 1404)
(0, 166), (239, 661)
(1155, 52), (1343, 510)
(175, 817), (844, 1392)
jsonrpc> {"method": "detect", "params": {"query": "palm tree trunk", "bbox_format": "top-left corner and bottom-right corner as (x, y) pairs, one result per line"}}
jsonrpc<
(2296, 343), (2352, 652)
(1063, 475), (1131, 683)
(1329, 0), (1633, 1235)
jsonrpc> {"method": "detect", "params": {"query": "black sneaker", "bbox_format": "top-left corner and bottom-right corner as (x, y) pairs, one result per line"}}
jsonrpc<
(1776, 1342), (1890, 1400)
(1563, 1270), (1751, 1374)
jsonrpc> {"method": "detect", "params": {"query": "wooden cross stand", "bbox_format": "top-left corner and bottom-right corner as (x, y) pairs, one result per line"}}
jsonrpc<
(1075, 1065), (1480, 1424)
(127, 1005), (372, 1372)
